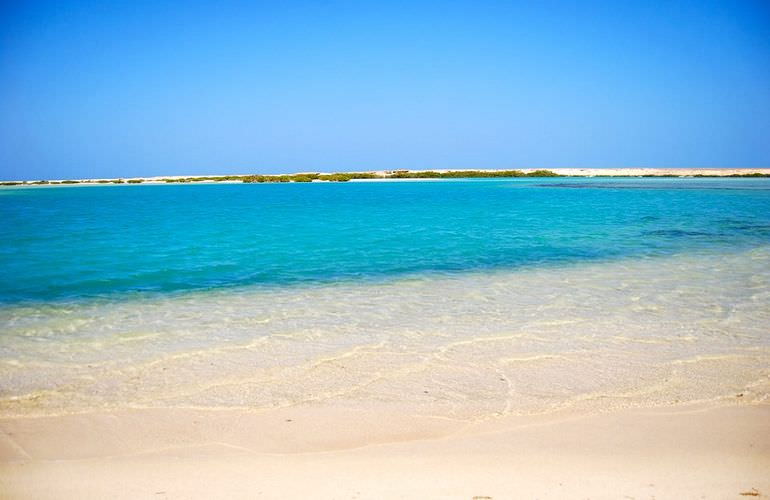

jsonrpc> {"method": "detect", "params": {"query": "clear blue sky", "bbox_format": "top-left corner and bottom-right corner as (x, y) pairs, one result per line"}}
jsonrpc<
(1, 0), (769, 180)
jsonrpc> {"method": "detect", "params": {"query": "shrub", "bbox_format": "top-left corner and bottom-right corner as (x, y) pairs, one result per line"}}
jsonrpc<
(242, 175), (267, 183)
(388, 170), (538, 179)
(525, 170), (560, 177)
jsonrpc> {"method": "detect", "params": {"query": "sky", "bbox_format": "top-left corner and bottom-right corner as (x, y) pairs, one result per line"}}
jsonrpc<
(1, 0), (769, 180)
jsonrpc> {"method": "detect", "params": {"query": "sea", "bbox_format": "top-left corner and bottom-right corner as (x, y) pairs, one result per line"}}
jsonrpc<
(1, 177), (769, 419)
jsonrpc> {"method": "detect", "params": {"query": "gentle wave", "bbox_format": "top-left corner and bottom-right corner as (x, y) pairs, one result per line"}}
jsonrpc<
(1, 246), (768, 419)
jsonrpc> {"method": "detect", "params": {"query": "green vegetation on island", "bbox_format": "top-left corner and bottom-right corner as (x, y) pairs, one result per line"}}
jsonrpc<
(241, 172), (380, 183)
(241, 170), (559, 182)
(388, 169), (561, 179)
(693, 173), (770, 178)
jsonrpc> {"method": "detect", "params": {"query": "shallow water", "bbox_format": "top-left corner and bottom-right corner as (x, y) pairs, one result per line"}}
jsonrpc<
(1, 178), (769, 418)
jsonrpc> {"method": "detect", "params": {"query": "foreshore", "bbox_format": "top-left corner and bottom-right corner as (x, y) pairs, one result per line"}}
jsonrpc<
(2, 246), (769, 497)
(1, 402), (767, 499)
(2, 176), (769, 498)
(2, 167), (770, 185)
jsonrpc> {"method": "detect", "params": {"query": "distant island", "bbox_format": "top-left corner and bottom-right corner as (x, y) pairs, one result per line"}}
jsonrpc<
(2, 168), (769, 186)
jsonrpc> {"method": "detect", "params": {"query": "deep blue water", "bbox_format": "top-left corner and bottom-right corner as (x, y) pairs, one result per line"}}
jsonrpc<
(1, 178), (769, 303)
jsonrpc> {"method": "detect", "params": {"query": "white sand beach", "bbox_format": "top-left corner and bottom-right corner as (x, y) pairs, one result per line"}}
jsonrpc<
(1, 403), (767, 499)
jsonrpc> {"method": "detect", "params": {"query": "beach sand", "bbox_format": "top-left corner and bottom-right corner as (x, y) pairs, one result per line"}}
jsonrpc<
(1, 403), (768, 499)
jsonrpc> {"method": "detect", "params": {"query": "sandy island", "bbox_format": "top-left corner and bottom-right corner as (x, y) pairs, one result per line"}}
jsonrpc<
(2, 167), (770, 185)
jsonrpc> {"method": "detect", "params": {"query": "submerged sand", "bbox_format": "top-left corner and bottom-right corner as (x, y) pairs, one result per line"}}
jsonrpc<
(2, 247), (769, 419)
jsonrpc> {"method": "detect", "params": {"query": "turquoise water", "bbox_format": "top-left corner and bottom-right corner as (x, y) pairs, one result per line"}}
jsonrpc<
(2, 177), (770, 417)
(1, 178), (770, 304)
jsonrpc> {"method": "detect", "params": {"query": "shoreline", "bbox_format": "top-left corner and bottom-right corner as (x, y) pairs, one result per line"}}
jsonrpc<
(2, 245), (768, 420)
(2, 167), (770, 185)
(1, 402), (767, 498)
(2, 174), (769, 498)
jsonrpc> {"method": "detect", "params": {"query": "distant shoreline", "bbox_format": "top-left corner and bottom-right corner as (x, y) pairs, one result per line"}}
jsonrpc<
(3, 167), (770, 186)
